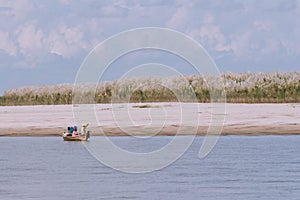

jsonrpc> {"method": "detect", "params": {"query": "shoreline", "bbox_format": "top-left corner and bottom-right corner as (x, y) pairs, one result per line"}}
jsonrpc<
(1, 103), (299, 137)
(1, 124), (300, 137)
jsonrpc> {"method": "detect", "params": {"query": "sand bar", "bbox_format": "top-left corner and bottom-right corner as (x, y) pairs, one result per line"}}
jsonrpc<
(0, 103), (299, 136)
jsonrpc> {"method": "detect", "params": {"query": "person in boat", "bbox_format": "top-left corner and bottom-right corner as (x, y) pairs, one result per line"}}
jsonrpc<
(72, 126), (78, 137)
(65, 126), (74, 136)
(81, 123), (89, 136)
(68, 126), (74, 133)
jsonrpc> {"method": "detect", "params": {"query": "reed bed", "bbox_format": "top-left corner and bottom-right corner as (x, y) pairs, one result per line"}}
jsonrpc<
(1, 72), (299, 105)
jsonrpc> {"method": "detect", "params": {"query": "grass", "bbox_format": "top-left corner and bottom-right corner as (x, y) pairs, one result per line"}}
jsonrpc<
(1, 71), (299, 106)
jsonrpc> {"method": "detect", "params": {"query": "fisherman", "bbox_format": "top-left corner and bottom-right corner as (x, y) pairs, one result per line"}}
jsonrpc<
(81, 123), (89, 136)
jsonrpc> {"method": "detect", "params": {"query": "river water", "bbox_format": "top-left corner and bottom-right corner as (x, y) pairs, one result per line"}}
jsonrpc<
(1, 136), (300, 200)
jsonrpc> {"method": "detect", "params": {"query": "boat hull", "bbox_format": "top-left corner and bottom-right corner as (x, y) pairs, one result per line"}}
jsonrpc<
(63, 136), (87, 141)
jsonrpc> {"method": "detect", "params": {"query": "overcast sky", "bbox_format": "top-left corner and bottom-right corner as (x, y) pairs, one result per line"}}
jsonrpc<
(0, 0), (299, 94)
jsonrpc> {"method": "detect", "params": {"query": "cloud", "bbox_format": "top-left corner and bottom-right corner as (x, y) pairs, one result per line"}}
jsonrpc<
(280, 39), (300, 56)
(165, 7), (188, 30)
(0, 31), (17, 55)
(0, 0), (300, 93)
(11, 0), (34, 20)
(46, 24), (90, 58)
(253, 20), (272, 32)
(96, 4), (129, 18)
(189, 14), (230, 53)
(17, 20), (44, 55)
(166, 0), (300, 68)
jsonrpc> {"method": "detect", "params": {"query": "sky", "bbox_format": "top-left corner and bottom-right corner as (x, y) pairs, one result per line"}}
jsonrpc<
(0, 0), (299, 94)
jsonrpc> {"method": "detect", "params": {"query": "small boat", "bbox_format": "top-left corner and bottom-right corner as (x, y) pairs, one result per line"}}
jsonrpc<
(62, 123), (90, 141)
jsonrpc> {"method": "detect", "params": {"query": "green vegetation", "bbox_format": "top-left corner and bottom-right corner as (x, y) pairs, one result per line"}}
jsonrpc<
(222, 72), (300, 103)
(1, 72), (300, 106)
(1, 84), (73, 106)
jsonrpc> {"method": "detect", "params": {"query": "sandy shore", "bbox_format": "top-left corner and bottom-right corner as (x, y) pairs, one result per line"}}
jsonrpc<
(0, 103), (299, 136)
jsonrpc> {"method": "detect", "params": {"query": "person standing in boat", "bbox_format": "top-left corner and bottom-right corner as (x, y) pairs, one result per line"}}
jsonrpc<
(81, 124), (88, 136)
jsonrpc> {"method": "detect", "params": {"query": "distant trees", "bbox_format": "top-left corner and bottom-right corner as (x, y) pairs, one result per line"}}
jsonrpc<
(1, 72), (299, 106)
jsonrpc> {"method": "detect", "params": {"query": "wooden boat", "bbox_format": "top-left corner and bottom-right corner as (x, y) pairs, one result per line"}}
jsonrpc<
(62, 131), (90, 141)
(62, 124), (90, 141)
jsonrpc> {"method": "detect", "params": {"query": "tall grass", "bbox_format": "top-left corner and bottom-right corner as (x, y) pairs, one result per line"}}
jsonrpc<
(1, 72), (299, 105)
(222, 71), (300, 103)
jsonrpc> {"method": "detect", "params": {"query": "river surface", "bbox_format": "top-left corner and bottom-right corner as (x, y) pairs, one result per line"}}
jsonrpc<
(1, 136), (300, 200)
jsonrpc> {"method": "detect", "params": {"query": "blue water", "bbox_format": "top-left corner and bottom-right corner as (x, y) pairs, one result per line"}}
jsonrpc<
(1, 136), (300, 200)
